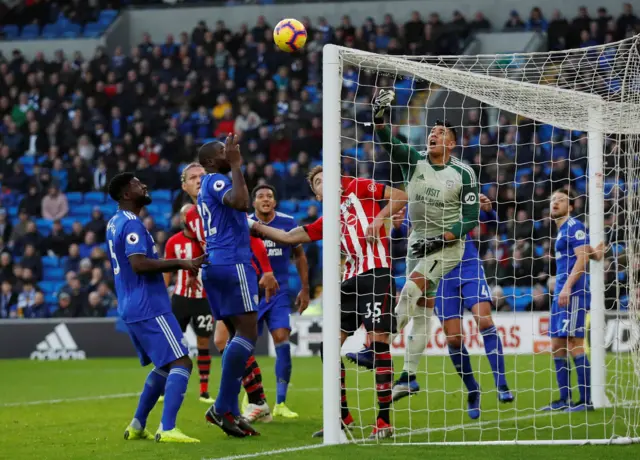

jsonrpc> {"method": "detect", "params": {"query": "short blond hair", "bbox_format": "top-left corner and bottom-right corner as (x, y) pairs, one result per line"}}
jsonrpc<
(181, 162), (203, 183)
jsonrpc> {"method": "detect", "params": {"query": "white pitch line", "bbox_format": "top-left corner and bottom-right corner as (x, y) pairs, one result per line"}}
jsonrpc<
(0, 392), (141, 407)
(203, 443), (327, 460)
(0, 388), (323, 408)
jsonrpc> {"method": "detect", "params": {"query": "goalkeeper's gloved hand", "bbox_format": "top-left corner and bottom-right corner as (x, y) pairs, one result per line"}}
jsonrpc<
(372, 89), (395, 124)
(411, 236), (448, 258)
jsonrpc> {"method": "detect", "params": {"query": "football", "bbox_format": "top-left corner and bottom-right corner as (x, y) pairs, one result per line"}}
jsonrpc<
(273, 18), (307, 52)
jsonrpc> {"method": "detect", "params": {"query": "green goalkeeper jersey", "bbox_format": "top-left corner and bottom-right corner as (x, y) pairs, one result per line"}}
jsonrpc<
(375, 126), (480, 240)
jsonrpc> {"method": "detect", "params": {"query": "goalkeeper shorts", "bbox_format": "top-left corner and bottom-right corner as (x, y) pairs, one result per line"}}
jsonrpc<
(405, 239), (464, 297)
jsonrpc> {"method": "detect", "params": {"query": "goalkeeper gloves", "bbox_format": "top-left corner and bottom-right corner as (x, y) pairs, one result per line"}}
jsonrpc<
(372, 89), (395, 124)
(411, 236), (448, 258)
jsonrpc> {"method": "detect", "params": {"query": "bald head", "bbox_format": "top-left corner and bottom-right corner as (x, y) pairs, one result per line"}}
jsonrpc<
(197, 141), (225, 172)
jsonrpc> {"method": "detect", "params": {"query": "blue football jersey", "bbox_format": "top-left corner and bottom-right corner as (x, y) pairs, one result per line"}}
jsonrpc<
(555, 217), (590, 292)
(197, 173), (251, 265)
(249, 212), (297, 289)
(106, 210), (171, 323)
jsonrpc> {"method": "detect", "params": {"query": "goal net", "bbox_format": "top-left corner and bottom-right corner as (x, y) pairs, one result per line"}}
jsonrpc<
(320, 35), (640, 445)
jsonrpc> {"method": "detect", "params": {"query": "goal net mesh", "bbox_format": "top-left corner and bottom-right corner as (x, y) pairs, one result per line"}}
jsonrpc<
(331, 34), (640, 444)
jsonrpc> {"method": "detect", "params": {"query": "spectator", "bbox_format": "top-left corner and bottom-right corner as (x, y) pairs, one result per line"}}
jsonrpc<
(79, 232), (98, 259)
(64, 245), (82, 273)
(67, 157), (92, 193)
(19, 184), (43, 218)
(21, 244), (43, 281)
(15, 221), (43, 255)
(617, 3), (638, 38)
(0, 209), (13, 243)
(548, 9), (570, 50)
(86, 291), (108, 317)
(44, 220), (71, 257)
(0, 253), (13, 283)
(41, 184), (69, 221)
(69, 222), (85, 245)
(9, 210), (30, 244)
(527, 7), (548, 32)
(15, 279), (43, 319)
(470, 11), (492, 32)
(504, 10), (525, 31)
(0, 280), (17, 319)
(492, 285), (510, 311)
(84, 208), (107, 243)
(283, 162), (309, 200)
(52, 292), (74, 318)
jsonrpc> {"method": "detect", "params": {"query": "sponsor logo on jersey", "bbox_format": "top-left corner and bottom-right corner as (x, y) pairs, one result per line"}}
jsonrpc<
(30, 324), (86, 360)
(464, 192), (477, 204)
(575, 230), (586, 240)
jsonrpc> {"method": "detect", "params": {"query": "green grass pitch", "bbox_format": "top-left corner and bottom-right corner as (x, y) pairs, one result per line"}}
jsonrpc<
(1, 355), (639, 459)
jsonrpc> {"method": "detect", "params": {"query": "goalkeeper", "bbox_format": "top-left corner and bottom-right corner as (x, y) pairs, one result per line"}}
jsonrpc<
(373, 89), (480, 401)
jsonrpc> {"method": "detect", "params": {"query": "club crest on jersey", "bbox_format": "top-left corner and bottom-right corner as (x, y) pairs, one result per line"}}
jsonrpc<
(126, 233), (139, 245)
(367, 182), (377, 193)
(213, 180), (225, 192)
(464, 192), (477, 204)
(446, 180), (454, 189)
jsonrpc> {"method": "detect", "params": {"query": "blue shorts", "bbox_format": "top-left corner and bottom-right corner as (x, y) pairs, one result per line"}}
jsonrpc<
(435, 262), (492, 322)
(549, 290), (590, 338)
(257, 291), (292, 336)
(201, 263), (259, 319)
(126, 313), (189, 368)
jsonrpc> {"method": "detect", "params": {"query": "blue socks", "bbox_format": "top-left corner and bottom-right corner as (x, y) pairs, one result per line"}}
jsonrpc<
(573, 353), (591, 403)
(554, 357), (571, 401)
(132, 368), (167, 429)
(275, 341), (292, 404)
(448, 345), (479, 392)
(481, 326), (508, 388)
(215, 336), (255, 416)
(160, 366), (191, 431)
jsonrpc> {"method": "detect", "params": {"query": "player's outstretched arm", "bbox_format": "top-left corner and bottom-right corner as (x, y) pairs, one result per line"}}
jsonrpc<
(366, 185), (408, 242)
(293, 245), (310, 313)
(129, 253), (206, 275)
(250, 220), (313, 245)
(221, 133), (250, 211)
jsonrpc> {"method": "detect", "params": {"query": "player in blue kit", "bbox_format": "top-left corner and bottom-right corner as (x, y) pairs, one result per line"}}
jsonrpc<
(198, 134), (263, 438)
(542, 188), (603, 412)
(106, 172), (204, 444)
(429, 193), (513, 418)
(248, 184), (310, 419)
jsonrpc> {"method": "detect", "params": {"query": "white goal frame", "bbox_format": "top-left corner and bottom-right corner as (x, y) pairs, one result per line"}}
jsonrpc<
(321, 42), (638, 446)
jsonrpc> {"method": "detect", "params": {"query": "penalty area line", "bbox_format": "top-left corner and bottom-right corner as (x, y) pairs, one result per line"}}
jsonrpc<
(0, 392), (141, 407)
(203, 443), (326, 460)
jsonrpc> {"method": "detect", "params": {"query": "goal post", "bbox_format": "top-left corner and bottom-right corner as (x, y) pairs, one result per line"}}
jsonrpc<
(321, 35), (640, 445)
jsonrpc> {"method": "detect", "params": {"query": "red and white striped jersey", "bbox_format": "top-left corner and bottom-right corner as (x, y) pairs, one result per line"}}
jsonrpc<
(164, 230), (205, 298)
(303, 178), (390, 281)
(185, 205), (206, 251)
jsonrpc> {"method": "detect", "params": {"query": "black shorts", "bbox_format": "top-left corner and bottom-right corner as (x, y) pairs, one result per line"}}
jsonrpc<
(341, 267), (396, 335)
(171, 295), (213, 338)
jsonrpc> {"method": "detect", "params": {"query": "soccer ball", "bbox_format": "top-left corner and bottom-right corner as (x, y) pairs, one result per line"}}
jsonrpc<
(274, 18), (307, 52)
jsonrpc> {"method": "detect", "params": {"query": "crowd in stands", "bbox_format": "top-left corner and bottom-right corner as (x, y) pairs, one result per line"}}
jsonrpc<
(0, 3), (636, 318)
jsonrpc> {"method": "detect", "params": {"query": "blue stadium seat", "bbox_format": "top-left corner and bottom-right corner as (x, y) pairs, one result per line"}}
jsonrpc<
(21, 24), (40, 39)
(19, 156), (35, 166)
(102, 203), (117, 216)
(298, 200), (319, 212)
(150, 190), (172, 203)
(60, 24), (81, 38)
(293, 212), (307, 223)
(83, 27), (102, 38)
(66, 192), (83, 205)
(70, 204), (93, 218)
(98, 9), (118, 25)
(35, 218), (53, 236)
(272, 162), (286, 175)
(2, 25), (19, 39)
(7, 206), (18, 218)
(61, 217), (77, 231)
(45, 293), (58, 304)
(42, 256), (59, 268)
(395, 276), (406, 291)
(278, 200), (297, 214)
(145, 203), (164, 215)
(154, 215), (170, 229)
(48, 305), (59, 316)
(45, 267), (65, 280)
(84, 191), (106, 205)
(39, 281), (65, 294)
(41, 24), (60, 39)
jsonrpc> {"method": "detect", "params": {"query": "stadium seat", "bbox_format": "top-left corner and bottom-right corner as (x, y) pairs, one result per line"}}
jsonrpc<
(278, 200), (297, 214)
(2, 25), (20, 39)
(45, 293), (58, 304)
(98, 9), (118, 26)
(154, 215), (170, 229)
(60, 24), (81, 38)
(150, 190), (172, 203)
(66, 192), (83, 205)
(19, 156), (36, 166)
(41, 24), (60, 38)
(84, 191), (106, 205)
(61, 217), (77, 231)
(395, 276), (406, 291)
(298, 200), (319, 212)
(272, 162), (286, 175)
(102, 203), (117, 216)
(70, 204), (93, 218)
(145, 203), (163, 216)
(45, 267), (65, 280)
(42, 256), (59, 268)
(39, 281), (64, 294)
(20, 24), (40, 39)
(35, 218), (53, 236)
(7, 206), (18, 218)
